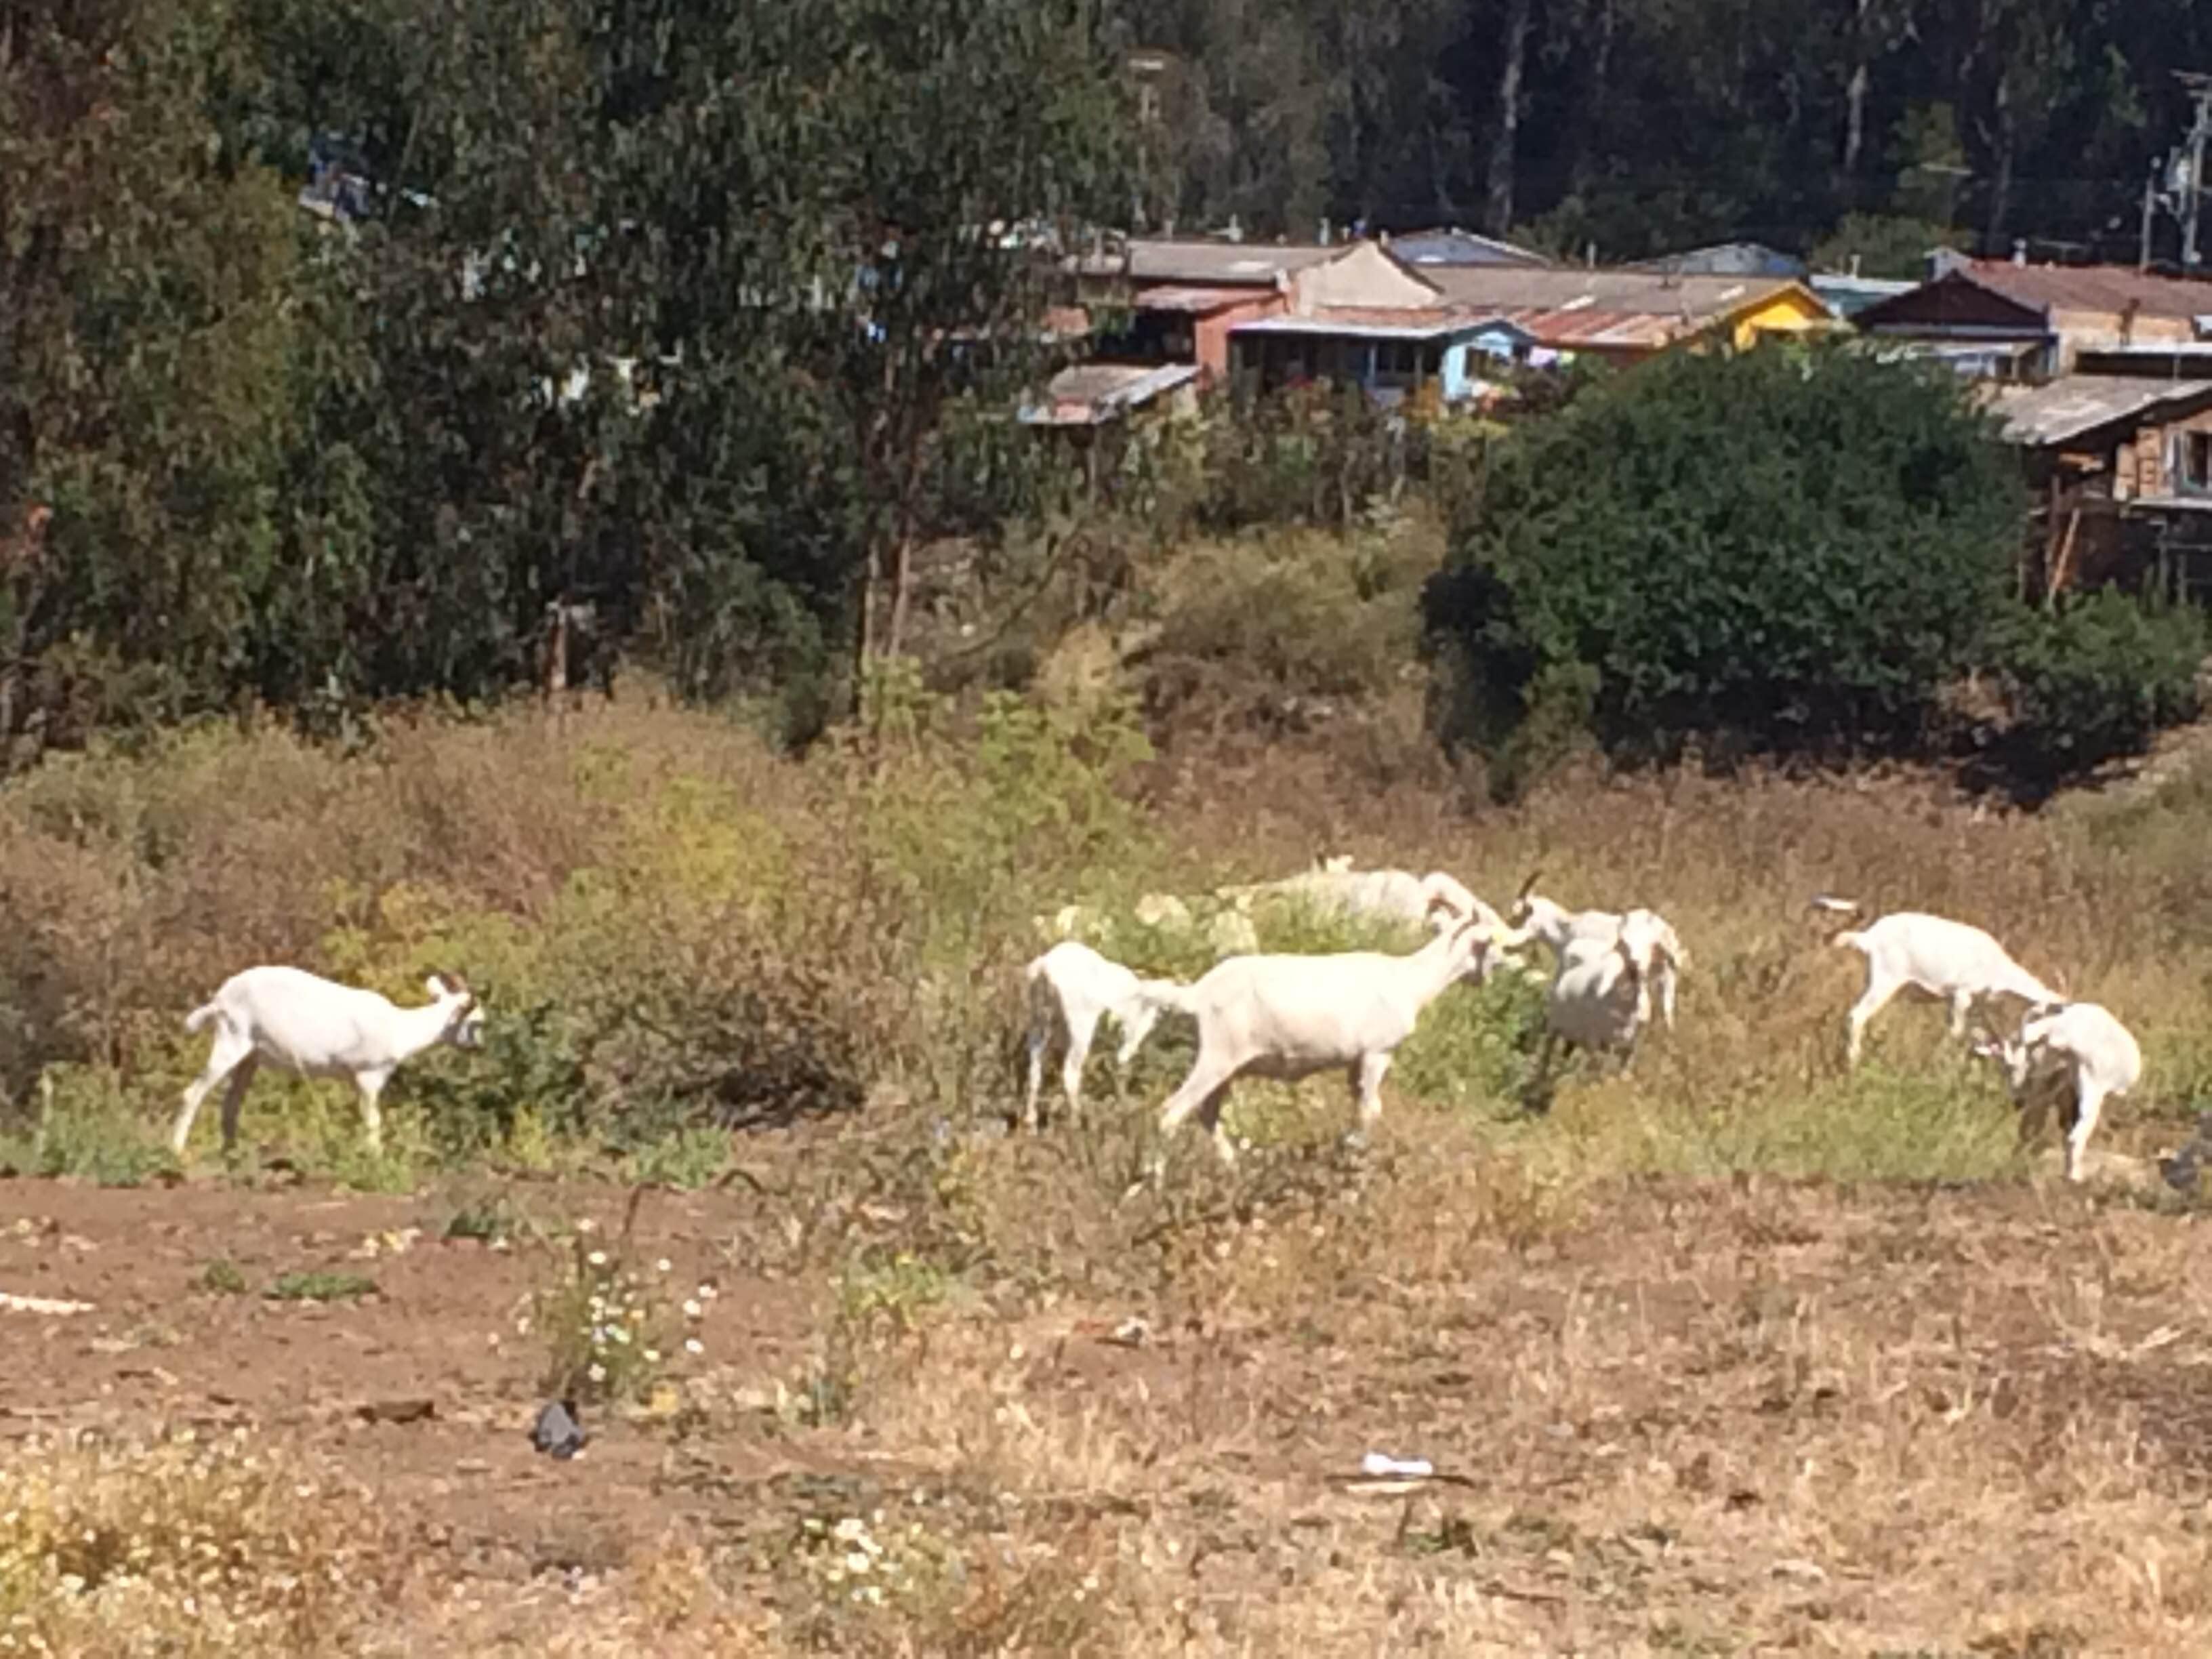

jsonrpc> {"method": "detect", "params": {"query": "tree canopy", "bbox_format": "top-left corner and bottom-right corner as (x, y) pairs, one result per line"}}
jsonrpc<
(1424, 342), (2027, 766)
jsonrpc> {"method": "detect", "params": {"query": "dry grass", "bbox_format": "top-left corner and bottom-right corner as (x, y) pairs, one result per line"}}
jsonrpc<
(6, 685), (2212, 1652)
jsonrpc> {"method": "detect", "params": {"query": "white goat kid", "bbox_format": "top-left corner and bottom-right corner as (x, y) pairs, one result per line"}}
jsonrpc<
(1815, 897), (2064, 1067)
(1971, 1001), (2142, 1183)
(1154, 910), (1507, 1164)
(1021, 941), (1185, 1130)
(173, 968), (485, 1157)
(1509, 874), (1689, 1029)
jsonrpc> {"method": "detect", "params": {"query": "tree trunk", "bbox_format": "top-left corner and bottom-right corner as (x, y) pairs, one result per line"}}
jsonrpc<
(1984, 88), (2015, 250)
(1484, 0), (1532, 236)
(1574, 0), (1616, 196)
(1843, 62), (1869, 176)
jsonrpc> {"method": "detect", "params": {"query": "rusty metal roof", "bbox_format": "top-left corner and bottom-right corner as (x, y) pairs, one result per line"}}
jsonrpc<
(1954, 260), (2212, 322)
(1417, 268), (1827, 350)
(1981, 374), (2212, 446)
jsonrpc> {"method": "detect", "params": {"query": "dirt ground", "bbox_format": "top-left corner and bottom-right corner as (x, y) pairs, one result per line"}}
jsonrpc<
(6, 1132), (2212, 1655)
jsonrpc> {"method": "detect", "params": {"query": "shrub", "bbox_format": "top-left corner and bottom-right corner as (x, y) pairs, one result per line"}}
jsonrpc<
(1425, 340), (2025, 776)
(1988, 591), (2205, 789)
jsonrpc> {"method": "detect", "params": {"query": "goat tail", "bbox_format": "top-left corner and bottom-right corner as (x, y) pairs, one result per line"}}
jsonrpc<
(182, 1000), (220, 1035)
(1828, 927), (1866, 952)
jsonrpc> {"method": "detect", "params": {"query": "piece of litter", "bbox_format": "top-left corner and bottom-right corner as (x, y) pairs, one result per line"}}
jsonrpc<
(529, 1399), (587, 1460)
(0, 1291), (94, 1316)
(1360, 1452), (1435, 1479)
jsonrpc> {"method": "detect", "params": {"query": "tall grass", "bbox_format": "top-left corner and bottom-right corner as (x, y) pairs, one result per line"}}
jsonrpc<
(1, 678), (2206, 1202)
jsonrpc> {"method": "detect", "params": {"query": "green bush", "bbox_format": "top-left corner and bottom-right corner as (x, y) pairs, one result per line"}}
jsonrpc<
(1425, 340), (2024, 775)
(1989, 592), (2205, 787)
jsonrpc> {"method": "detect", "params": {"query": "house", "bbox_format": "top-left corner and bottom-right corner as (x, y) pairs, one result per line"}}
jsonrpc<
(1626, 241), (1806, 279)
(1067, 238), (1351, 383)
(1415, 266), (1836, 361)
(1982, 373), (2212, 593)
(1221, 241), (1532, 408)
(1853, 259), (2212, 381)
(1076, 236), (1494, 386)
(1387, 227), (1550, 270)
(1229, 313), (1535, 407)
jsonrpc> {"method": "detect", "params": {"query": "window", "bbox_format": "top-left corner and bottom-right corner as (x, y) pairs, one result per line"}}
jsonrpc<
(2182, 430), (2212, 495)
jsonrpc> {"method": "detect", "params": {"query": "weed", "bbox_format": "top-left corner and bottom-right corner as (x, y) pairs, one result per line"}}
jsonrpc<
(265, 1271), (379, 1303)
(527, 1189), (710, 1405)
(197, 1259), (248, 1296)
(624, 1126), (733, 1190)
(442, 1190), (533, 1246)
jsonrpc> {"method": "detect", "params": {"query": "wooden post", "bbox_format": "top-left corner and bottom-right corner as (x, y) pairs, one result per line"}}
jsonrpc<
(2046, 508), (2082, 609)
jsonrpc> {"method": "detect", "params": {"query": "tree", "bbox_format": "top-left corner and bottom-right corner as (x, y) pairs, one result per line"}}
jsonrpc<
(1424, 341), (2026, 770)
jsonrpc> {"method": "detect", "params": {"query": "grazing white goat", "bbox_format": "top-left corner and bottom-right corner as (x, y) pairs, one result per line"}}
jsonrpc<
(1021, 946), (1185, 1132)
(1526, 908), (1678, 1104)
(1509, 874), (1689, 1029)
(1971, 1001), (2142, 1183)
(1217, 860), (1462, 930)
(173, 968), (485, 1156)
(1814, 897), (2064, 1067)
(1154, 909), (1510, 1162)
(1021, 941), (1186, 1130)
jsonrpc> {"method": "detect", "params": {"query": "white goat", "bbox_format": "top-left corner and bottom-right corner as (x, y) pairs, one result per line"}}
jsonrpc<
(1021, 941), (1185, 1130)
(1971, 1001), (2142, 1183)
(173, 968), (485, 1156)
(1217, 861), (1459, 930)
(1526, 908), (1677, 1103)
(1155, 910), (1509, 1162)
(1509, 874), (1689, 1029)
(1815, 897), (2064, 1067)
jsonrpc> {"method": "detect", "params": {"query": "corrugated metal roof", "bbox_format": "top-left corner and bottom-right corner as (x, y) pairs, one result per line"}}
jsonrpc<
(1125, 240), (1340, 284)
(1626, 241), (1807, 279)
(1018, 361), (1200, 426)
(1953, 260), (2212, 322)
(1416, 268), (1826, 350)
(1233, 308), (1533, 340)
(1390, 227), (1550, 268)
(1129, 284), (1277, 313)
(1981, 374), (2212, 446)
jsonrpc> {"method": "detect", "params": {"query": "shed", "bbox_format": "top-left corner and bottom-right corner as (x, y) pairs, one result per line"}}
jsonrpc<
(1855, 260), (2212, 377)
(1981, 373), (2212, 594)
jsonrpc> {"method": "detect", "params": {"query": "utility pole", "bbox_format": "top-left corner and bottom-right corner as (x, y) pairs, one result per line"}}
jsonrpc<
(2178, 71), (2212, 266)
(2140, 73), (2212, 269)
(2176, 72), (2212, 267)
